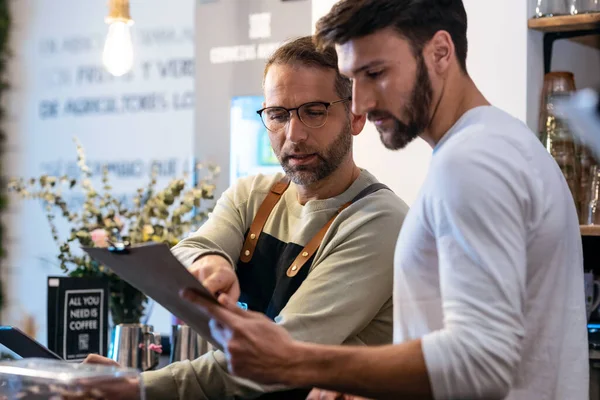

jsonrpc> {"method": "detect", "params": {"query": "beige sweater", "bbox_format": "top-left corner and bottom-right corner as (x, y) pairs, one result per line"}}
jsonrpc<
(142, 170), (409, 399)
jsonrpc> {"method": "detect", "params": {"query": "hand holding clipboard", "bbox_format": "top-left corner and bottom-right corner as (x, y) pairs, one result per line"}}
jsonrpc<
(82, 242), (223, 351)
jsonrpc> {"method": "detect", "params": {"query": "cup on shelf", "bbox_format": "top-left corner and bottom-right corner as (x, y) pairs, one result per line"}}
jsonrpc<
(579, 0), (600, 12)
(534, 0), (580, 17)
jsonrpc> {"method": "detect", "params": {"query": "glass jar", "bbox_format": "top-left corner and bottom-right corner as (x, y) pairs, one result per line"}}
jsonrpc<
(585, 165), (600, 225)
(579, 145), (598, 224)
(542, 93), (580, 211)
(538, 72), (576, 140)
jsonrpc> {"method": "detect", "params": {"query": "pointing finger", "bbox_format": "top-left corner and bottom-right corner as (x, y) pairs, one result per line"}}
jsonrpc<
(180, 288), (243, 327)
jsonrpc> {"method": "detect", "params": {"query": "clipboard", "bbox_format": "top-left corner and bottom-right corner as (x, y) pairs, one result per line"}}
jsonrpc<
(82, 242), (223, 351)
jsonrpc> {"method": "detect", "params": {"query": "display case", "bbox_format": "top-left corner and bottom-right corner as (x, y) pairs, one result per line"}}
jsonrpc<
(0, 358), (144, 399)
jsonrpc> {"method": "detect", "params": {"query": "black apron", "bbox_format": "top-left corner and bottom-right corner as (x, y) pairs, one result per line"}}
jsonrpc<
(235, 177), (390, 399)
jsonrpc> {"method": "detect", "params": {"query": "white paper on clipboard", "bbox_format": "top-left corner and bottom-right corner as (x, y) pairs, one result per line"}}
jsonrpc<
(82, 243), (223, 351)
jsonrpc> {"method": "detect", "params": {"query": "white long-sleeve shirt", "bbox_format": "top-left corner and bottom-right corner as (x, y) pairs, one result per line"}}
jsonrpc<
(394, 106), (588, 399)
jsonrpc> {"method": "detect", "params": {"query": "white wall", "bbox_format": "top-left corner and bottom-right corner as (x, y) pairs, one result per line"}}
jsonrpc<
(5, 0), (196, 341)
(312, 0), (529, 206)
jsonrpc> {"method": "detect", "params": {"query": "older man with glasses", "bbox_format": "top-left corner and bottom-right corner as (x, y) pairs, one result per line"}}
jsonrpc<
(84, 36), (409, 400)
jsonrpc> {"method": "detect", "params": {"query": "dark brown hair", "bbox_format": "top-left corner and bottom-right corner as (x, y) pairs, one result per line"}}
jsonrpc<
(264, 36), (352, 100)
(315, 0), (469, 72)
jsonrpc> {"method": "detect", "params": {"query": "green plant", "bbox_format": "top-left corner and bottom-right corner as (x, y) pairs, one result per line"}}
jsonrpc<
(7, 138), (218, 324)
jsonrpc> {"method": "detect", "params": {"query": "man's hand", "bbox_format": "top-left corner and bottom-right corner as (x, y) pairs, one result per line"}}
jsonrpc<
(307, 388), (372, 400)
(79, 355), (142, 399)
(180, 288), (296, 384)
(190, 254), (240, 301)
(83, 354), (121, 367)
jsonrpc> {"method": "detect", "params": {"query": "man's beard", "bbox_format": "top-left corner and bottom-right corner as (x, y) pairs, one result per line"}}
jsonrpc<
(277, 123), (352, 186)
(368, 54), (433, 150)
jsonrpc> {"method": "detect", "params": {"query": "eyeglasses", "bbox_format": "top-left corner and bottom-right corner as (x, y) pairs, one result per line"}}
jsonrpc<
(257, 97), (351, 132)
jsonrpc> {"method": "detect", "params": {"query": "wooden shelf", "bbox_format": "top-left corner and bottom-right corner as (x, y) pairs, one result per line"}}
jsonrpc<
(581, 225), (600, 236)
(528, 14), (600, 61)
(528, 13), (600, 32)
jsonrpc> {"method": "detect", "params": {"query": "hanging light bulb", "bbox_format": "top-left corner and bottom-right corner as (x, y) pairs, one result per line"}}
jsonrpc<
(103, 0), (134, 77)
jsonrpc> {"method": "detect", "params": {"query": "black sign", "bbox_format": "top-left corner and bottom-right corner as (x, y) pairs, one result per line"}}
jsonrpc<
(47, 277), (109, 361)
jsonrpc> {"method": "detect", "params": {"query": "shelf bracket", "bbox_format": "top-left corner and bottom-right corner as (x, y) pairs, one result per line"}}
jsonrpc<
(544, 27), (600, 74)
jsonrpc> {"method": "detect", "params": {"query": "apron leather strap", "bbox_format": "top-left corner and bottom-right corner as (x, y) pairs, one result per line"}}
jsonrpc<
(286, 182), (391, 277)
(286, 202), (351, 277)
(239, 176), (291, 263)
(240, 176), (391, 277)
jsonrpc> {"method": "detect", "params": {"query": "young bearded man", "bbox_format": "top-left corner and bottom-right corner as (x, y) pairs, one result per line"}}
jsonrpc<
(182, 1), (589, 399)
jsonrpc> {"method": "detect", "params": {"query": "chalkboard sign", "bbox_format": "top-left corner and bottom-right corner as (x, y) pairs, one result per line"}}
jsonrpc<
(47, 277), (109, 361)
